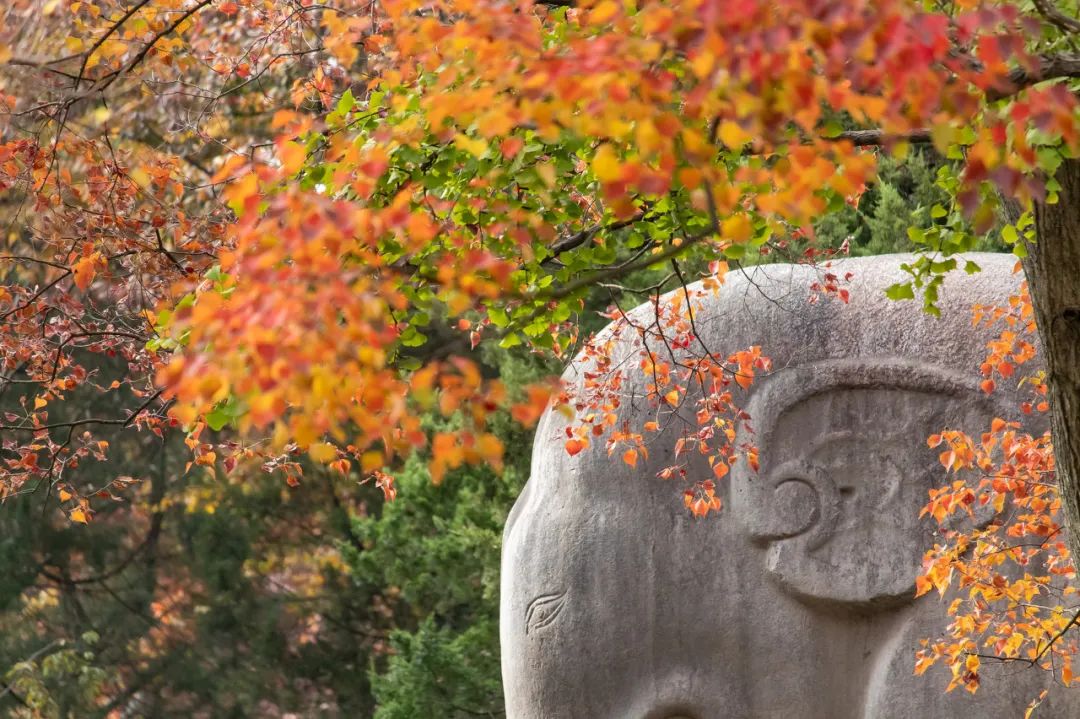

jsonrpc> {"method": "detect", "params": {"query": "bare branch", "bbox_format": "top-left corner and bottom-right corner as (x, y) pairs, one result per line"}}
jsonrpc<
(991, 52), (1080, 100)
(1032, 0), (1080, 35)
(827, 129), (934, 146)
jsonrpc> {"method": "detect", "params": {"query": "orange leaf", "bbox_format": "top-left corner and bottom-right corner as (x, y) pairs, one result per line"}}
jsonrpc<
(500, 137), (524, 159)
(622, 448), (638, 467)
(72, 252), (101, 291)
(565, 438), (586, 456)
(70, 508), (89, 524)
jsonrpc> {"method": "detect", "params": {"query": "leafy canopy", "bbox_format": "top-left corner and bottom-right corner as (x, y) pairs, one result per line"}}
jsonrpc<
(3, 0), (1080, 706)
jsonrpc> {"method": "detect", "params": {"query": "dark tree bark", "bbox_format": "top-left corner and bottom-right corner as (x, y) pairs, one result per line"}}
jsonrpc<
(1024, 157), (1080, 564)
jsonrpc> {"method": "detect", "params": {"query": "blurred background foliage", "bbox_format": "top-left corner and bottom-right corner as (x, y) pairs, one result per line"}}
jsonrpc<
(0, 144), (1006, 718)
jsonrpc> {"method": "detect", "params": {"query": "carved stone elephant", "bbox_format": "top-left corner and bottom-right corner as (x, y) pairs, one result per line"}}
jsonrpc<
(501, 253), (1078, 718)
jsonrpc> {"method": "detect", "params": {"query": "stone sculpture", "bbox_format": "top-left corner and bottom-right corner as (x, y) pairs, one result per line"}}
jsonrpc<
(500, 253), (1077, 718)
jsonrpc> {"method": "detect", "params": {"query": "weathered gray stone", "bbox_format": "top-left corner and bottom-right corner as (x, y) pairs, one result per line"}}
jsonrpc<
(501, 253), (1077, 718)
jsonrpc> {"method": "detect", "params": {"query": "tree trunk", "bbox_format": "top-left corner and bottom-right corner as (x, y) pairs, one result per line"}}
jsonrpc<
(1024, 157), (1080, 565)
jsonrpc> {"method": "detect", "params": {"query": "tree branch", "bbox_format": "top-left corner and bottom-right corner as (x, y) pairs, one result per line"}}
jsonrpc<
(1032, 0), (1080, 35)
(827, 129), (933, 146)
(990, 52), (1080, 101)
(544, 205), (653, 263)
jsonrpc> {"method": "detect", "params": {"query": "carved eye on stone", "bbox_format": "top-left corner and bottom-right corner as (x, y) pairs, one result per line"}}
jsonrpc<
(525, 590), (567, 635)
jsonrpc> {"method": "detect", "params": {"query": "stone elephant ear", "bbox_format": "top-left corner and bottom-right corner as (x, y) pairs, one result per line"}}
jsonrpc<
(731, 359), (1005, 611)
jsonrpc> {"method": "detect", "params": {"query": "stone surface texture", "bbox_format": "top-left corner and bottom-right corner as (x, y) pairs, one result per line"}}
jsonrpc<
(501, 253), (1078, 718)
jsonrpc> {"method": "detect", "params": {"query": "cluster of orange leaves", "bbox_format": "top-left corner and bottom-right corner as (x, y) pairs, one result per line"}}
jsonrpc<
(559, 265), (768, 516)
(915, 276), (1076, 695)
(157, 0), (1080, 493)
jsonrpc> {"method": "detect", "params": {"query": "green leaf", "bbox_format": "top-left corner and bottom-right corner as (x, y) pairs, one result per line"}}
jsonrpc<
(722, 243), (746, 260)
(1001, 225), (1018, 244)
(929, 258), (956, 274)
(487, 306), (509, 328)
(337, 88), (356, 116)
(205, 407), (231, 432)
(885, 282), (915, 301)
(820, 120), (844, 139)
(400, 326), (427, 347)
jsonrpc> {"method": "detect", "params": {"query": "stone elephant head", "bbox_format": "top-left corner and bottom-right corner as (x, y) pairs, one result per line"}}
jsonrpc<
(500, 254), (1076, 719)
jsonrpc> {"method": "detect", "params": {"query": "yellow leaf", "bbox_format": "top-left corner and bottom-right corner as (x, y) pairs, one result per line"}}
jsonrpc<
(691, 49), (715, 79)
(591, 144), (622, 183)
(454, 133), (488, 158)
(536, 161), (556, 188)
(70, 508), (89, 524)
(34, 396), (47, 410)
(309, 442), (338, 463)
(589, 0), (619, 24)
(721, 214), (753, 243)
(718, 120), (751, 149)
(361, 450), (384, 473)
(58, 489), (72, 502)
(126, 166), (147, 186)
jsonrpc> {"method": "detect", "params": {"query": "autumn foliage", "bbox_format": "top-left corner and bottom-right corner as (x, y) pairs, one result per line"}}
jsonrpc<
(3, 0), (1080, 710)
(913, 277), (1076, 701)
